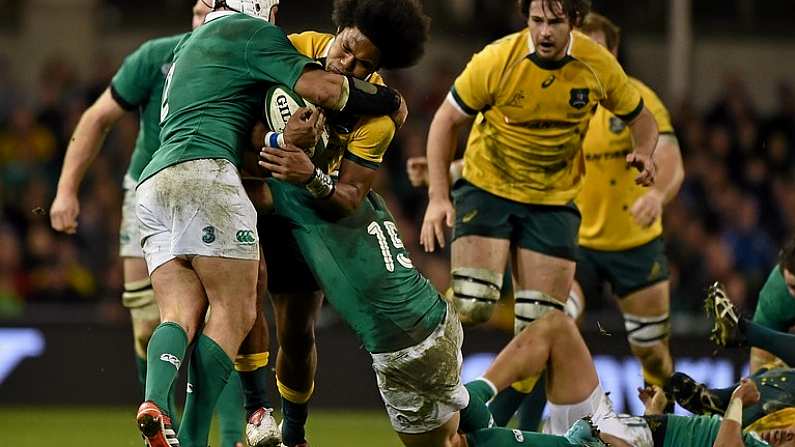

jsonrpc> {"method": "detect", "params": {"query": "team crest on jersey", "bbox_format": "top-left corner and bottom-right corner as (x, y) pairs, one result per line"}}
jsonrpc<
(235, 230), (256, 245)
(609, 116), (627, 134)
(569, 88), (590, 109)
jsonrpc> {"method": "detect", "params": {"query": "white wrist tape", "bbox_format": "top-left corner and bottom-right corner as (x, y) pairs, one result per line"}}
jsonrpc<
(725, 397), (742, 423)
(264, 131), (286, 149)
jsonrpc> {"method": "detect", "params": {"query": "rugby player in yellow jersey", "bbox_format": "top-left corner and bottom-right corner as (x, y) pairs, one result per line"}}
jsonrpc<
(247, 1), (430, 445)
(422, 0), (658, 379)
(574, 12), (684, 395)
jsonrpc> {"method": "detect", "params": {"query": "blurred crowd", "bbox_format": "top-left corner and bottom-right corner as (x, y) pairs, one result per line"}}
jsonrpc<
(1, 52), (794, 324)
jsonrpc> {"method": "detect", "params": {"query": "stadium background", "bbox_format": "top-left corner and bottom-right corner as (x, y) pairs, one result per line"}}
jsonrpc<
(0, 0), (793, 445)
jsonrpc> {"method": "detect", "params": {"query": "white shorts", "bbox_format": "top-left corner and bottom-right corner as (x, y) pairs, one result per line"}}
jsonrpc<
(371, 303), (469, 434)
(136, 159), (259, 274)
(545, 385), (654, 447)
(120, 174), (144, 258)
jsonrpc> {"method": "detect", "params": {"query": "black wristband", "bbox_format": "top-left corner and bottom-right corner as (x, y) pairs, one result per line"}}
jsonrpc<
(340, 76), (401, 116)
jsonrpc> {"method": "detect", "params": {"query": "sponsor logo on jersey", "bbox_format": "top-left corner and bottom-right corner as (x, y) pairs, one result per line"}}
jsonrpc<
(648, 261), (662, 280)
(610, 116), (627, 134)
(505, 91), (526, 108)
(569, 88), (590, 109)
(160, 353), (181, 369)
(541, 74), (556, 89)
(202, 226), (216, 244)
(236, 230), (256, 245)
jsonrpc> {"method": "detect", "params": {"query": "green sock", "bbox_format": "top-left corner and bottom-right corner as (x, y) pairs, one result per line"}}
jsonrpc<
(239, 367), (272, 416)
(742, 318), (795, 365)
(168, 379), (181, 432)
(460, 379), (497, 432)
(489, 387), (528, 427)
(135, 355), (147, 393)
(179, 334), (234, 447)
(145, 322), (188, 415)
(217, 371), (246, 447)
(517, 375), (547, 431)
(466, 427), (575, 447)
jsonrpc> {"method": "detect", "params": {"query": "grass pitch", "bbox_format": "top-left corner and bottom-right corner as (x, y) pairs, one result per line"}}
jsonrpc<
(0, 406), (399, 446)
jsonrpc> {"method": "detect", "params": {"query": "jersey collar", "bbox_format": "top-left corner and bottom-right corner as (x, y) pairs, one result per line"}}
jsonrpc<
(526, 30), (575, 70)
(204, 10), (238, 24)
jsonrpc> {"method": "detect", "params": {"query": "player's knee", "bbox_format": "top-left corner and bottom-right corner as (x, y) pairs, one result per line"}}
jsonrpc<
(514, 290), (566, 335)
(624, 312), (670, 349)
(450, 267), (502, 325)
(279, 327), (316, 358)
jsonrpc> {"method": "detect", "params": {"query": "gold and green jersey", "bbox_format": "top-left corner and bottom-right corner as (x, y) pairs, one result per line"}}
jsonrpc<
(450, 29), (643, 205)
(288, 31), (395, 173)
(576, 77), (674, 251)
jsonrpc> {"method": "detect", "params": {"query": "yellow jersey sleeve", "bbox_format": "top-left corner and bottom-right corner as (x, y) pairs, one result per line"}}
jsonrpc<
(344, 115), (396, 168)
(288, 31), (334, 60)
(450, 42), (504, 115)
(631, 79), (673, 134)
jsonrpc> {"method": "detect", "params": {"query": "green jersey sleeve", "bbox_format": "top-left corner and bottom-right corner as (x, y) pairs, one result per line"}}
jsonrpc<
(245, 24), (318, 90)
(753, 266), (795, 332)
(111, 40), (159, 110)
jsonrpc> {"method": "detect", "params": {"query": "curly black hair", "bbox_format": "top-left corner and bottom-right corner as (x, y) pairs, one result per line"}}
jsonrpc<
(518, 0), (592, 27)
(332, 0), (431, 70)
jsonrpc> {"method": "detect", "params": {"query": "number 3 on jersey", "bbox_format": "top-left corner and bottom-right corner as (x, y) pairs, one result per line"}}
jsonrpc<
(160, 63), (176, 123)
(367, 221), (414, 272)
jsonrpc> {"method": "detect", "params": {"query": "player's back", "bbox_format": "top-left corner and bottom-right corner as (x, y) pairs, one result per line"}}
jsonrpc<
(266, 179), (447, 354)
(140, 11), (314, 184)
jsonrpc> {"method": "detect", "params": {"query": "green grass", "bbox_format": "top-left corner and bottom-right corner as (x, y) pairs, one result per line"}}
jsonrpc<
(0, 406), (400, 446)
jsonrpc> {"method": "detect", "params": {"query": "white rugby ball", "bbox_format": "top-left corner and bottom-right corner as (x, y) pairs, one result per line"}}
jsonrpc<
(263, 84), (328, 159)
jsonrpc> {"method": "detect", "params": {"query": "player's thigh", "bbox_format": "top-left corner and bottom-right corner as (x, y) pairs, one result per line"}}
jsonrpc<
(192, 256), (259, 317)
(513, 202), (580, 299)
(396, 413), (462, 447)
(149, 257), (208, 339)
(618, 281), (670, 318)
(538, 312), (599, 405)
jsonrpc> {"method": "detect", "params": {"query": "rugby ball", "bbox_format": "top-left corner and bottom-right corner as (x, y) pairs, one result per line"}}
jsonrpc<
(263, 84), (328, 159)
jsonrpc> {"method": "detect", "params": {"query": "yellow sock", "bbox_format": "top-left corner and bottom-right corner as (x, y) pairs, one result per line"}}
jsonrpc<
(510, 374), (541, 394)
(642, 368), (668, 388)
(277, 377), (314, 404)
(234, 352), (269, 372)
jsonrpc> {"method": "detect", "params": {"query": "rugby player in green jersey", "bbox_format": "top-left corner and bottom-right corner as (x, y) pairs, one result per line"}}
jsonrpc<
(50, 3), (254, 446)
(133, 1), (406, 446)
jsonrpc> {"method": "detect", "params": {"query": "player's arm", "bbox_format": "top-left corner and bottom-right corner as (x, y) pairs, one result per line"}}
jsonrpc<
(625, 105), (659, 186)
(713, 379), (760, 447)
(629, 133), (684, 227)
(750, 347), (780, 373)
(406, 156), (463, 188)
(420, 100), (475, 252)
(638, 385), (669, 416)
(50, 88), (127, 233)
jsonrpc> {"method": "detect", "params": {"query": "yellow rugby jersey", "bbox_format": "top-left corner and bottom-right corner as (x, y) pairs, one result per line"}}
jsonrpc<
(289, 31), (395, 172)
(576, 78), (674, 251)
(451, 29), (643, 205)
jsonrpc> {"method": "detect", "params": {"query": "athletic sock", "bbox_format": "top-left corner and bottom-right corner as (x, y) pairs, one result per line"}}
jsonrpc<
(145, 322), (188, 415)
(742, 318), (795, 365)
(517, 375), (547, 430)
(217, 372), (245, 447)
(278, 378), (313, 446)
(135, 355), (147, 393)
(489, 374), (540, 427)
(178, 334), (234, 447)
(236, 352), (272, 416)
(460, 379), (498, 433)
(466, 427), (575, 447)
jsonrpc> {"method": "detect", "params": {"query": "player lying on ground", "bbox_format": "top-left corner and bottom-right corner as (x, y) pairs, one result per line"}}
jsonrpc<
(463, 309), (779, 447)
(243, 1), (431, 445)
(133, 0), (406, 446)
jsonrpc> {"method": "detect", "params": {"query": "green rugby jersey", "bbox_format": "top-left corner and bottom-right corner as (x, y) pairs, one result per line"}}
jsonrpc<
(139, 12), (316, 184)
(752, 266), (795, 332)
(267, 179), (448, 354)
(661, 415), (769, 447)
(111, 33), (186, 183)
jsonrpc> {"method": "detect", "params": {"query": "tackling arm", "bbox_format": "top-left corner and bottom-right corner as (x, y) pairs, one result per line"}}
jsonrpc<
(713, 379), (761, 447)
(626, 106), (659, 186)
(50, 88), (127, 233)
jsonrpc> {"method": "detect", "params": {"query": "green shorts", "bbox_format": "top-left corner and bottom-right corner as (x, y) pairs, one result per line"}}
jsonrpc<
(451, 179), (581, 261)
(576, 237), (669, 298)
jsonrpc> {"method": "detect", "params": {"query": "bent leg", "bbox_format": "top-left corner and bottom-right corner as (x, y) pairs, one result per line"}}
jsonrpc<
(451, 236), (510, 326)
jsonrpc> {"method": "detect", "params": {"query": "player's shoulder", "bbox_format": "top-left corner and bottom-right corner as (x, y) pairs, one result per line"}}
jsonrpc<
(288, 30), (334, 59)
(138, 32), (190, 61)
(628, 77), (665, 106)
(473, 29), (527, 64)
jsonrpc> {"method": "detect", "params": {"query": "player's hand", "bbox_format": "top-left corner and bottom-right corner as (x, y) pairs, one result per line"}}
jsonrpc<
(637, 385), (668, 414)
(626, 151), (656, 186)
(391, 94), (408, 130)
(50, 192), (79, 234)
(406, 157), (429, 188)
(420, 197), (454, 252)
(629, 189), (663, 227)
(284, 106), (324, 150)
(731, 378), (760, 406)
(259, 143), (315, 184)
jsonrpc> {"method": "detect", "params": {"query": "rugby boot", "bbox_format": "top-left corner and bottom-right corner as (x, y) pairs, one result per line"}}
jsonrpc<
(564, 417), (610, 447)
(246, 407), (282, 447)
(136, 401), (179, 447)
(669, 372), (725, 415)
(705, 282), (746, 348)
